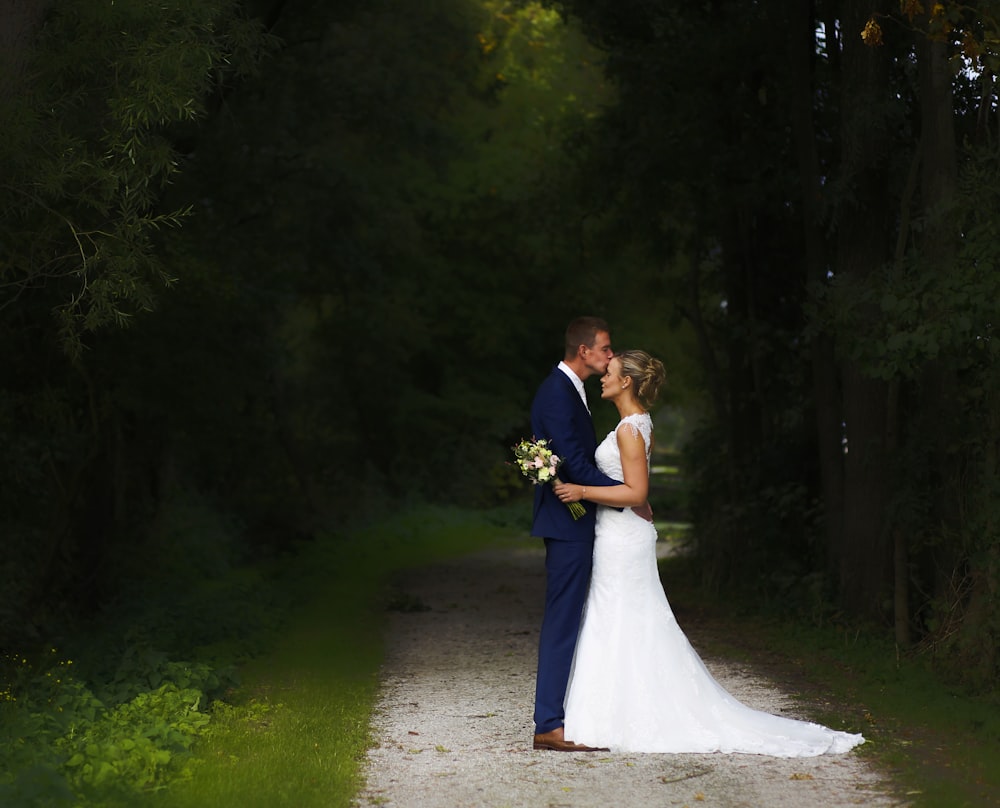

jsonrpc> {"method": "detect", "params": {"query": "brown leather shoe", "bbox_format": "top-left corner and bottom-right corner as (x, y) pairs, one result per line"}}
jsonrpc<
(532, 727), (609, 752)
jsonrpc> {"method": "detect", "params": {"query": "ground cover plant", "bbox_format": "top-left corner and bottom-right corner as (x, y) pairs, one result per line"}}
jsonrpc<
(0, 496), (260, 807)
(0, 501), (517, 808)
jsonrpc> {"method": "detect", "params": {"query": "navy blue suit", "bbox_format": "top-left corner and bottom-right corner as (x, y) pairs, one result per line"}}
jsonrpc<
(531, 366), (619, 734)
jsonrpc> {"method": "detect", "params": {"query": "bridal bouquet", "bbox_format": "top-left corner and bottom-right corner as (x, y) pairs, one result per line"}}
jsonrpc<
(512, 437), (585, 520)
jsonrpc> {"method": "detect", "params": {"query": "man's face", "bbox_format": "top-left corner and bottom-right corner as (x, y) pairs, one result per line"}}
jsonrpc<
(582, 330), (613, 378)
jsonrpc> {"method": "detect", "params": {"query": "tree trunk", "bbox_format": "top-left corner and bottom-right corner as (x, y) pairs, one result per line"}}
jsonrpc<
(786, 0), (845, 578)
(840, 369), (890, 615)
(886, 379), (911, 647)
(682, 259), (727, 427)
(721, 215), (762, 473)
(916, 17), (960, 620)
(836, 0), (893, 618)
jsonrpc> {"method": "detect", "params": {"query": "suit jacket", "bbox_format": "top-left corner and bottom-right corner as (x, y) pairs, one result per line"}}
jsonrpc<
(530, 366), (620, 541)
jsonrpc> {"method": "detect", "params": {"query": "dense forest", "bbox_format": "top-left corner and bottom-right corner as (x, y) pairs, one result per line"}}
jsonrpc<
(2, 0), (998, 705)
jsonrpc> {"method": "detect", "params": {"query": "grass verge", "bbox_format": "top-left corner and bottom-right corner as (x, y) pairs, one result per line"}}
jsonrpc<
(155, 504), (520, 808)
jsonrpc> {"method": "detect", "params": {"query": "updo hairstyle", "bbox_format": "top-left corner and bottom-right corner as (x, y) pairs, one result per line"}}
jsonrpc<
(616, 350), (666, 409)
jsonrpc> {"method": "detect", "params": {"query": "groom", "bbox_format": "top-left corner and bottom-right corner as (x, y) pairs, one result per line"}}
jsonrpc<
(530, 316), (621, 752)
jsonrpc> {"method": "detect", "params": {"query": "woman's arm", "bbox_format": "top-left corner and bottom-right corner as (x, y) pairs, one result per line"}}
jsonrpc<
(532, 386), (620, 488)
(553, 426), (649, 508)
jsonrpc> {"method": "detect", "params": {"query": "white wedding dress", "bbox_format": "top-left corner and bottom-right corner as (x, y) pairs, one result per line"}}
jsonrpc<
(563, 413), (865, 756)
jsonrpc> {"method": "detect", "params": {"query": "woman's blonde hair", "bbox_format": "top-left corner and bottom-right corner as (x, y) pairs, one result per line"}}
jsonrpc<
(616, 349), (666, 409)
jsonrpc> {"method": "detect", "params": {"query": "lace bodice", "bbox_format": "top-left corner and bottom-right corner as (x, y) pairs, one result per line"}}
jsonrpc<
(595, 413), (653, 482)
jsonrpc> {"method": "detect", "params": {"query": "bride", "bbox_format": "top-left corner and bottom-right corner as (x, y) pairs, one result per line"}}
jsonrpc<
(552, 350), (865, 756)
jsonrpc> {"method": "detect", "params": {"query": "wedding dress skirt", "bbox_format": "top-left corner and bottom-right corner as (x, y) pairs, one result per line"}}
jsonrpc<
(562, 415), (864, 756)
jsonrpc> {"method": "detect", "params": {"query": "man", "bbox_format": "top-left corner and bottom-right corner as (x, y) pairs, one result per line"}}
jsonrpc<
(530, 316), (621, 752)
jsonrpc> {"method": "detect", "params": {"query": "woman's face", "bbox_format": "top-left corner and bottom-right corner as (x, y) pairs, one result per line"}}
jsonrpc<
(600, 357), (625, 400)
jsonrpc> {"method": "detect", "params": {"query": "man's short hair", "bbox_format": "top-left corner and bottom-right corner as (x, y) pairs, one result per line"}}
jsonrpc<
(564, 316), (609, 359)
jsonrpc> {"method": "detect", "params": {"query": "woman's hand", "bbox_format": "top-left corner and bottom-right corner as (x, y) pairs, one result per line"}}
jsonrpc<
(553, 480), (583, 503)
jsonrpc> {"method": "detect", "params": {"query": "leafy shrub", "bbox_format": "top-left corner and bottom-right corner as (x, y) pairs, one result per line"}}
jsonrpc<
(57, 683), (210, 796)
(0, 649), (213, 807)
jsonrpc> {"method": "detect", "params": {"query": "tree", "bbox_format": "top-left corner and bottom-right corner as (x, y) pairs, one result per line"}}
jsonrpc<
(556, 0), (999, 688)
(0, 0), (631, 646)
(0, 0), (272, 640)
(0, 0), (271, 350)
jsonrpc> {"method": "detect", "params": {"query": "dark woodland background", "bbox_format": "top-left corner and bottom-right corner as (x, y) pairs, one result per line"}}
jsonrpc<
(2, 0), (999, 695)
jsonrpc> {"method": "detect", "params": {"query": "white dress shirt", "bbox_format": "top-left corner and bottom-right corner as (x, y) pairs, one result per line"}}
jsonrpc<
(557, 361), (589, 413)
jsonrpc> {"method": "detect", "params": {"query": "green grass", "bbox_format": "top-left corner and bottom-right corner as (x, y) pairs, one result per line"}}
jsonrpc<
(155, 578), (379, 808)
(796, 630), (1000, 808)
(154, 504), (520, 808)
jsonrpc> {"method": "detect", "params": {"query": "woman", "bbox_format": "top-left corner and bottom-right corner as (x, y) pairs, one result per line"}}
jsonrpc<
(552, 350), (864, 756)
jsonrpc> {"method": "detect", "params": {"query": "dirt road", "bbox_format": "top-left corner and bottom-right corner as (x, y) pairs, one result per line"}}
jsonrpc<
(356, 544), (905, 808)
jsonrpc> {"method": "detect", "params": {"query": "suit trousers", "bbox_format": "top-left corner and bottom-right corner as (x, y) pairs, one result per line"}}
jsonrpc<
(533, 536), (594, 734)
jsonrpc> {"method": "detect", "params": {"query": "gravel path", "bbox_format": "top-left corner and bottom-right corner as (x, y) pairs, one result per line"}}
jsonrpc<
(356, 543), (906, 808)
